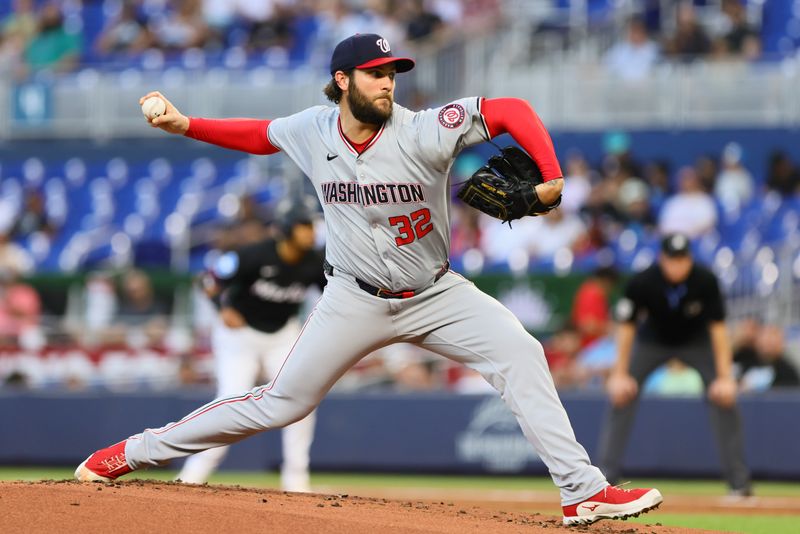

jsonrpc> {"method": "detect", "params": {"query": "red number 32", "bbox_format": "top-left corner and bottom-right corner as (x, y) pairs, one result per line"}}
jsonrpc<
(388, 208), (433, 247)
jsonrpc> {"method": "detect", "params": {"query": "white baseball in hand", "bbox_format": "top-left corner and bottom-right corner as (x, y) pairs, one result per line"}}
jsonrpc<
(141, 96), (166, 120)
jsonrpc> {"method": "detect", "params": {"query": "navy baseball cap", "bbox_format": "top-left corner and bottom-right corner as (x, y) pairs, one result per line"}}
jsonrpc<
(661, 233), (691, 257)
(329, 34), (415, 75)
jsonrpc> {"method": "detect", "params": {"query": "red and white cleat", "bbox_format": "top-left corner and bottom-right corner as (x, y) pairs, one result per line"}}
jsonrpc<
(74, 440), (133, 482)
(562, 485), (663, 526)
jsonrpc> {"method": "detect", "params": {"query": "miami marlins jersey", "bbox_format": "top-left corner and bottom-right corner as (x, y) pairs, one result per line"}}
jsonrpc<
(212, 239), (326, 333)
(267, 97), (490, 291)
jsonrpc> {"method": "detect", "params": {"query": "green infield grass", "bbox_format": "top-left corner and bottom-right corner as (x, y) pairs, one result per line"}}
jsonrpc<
(625, 513), (798, 534)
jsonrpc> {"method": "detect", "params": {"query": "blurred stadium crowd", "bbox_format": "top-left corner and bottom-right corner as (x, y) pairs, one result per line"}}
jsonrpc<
(1, 0), (800, 76)
(1, 257), (798, 395)
(2, 0), (800, 394)
(2, 137), (799, 394)
(456, 134), (800, 270)
(0, 0), (498, 75)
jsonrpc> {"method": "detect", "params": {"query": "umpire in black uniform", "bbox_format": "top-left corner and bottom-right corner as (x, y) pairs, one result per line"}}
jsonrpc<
(597, 233), (751, 495)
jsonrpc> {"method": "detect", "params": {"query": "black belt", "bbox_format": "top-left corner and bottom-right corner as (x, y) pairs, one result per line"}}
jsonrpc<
(323, 260), (449, 299)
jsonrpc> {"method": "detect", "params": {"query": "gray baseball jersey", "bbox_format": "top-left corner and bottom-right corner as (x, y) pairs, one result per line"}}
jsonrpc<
(268, 98), (488, 291)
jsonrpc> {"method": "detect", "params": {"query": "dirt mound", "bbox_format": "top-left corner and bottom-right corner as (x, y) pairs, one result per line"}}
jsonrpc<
(0, 480), (700, 533)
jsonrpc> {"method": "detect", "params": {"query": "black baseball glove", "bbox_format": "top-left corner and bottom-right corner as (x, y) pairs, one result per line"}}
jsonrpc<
(456, 145), (561, 223)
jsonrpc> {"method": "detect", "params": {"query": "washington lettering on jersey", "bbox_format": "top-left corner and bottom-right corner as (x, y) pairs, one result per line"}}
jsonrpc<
(320, 181), (425, 206)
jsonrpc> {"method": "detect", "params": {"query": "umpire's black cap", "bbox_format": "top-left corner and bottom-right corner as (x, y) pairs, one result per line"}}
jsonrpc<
(661, 233), (691, 257)
(330, 33), (415, 75)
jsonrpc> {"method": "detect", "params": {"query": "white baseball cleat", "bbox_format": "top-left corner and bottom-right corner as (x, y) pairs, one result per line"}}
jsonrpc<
(281, 470), (311, 493)
(562, 485), (663, 526)
(74, 456), (112, 482)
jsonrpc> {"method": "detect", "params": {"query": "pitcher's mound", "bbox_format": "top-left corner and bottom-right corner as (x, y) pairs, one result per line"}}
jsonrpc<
(0, 480), (693, 533)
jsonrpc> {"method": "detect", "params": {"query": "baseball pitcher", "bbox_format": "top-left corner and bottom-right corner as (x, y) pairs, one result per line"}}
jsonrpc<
(76, 33), (662, 526)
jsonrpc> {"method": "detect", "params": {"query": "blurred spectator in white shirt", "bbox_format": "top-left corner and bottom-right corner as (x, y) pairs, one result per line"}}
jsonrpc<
(658, 166), (718, 238)
(82, 271), (118, 343)
(529, 209), (589, 260)
(714, 142), (754, 211)
(604, 16), (660, 82)
(560, 152), (593, 214)
(481, 209), (588, 264)
(480, 215), (532, 265)
(617, 178), (656, 233)
(201, 0), (237, 31)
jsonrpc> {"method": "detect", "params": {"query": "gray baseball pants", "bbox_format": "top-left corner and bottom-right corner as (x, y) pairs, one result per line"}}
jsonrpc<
(125, 270), (608, 504)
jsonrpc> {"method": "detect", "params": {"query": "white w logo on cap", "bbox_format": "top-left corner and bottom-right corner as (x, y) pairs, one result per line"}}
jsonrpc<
(376, 38), (391, 53)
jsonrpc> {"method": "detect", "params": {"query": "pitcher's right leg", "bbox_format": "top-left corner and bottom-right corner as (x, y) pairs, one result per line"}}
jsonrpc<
(76, 276), (392, 480)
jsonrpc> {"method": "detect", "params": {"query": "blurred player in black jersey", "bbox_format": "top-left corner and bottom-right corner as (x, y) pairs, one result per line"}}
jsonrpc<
(598, 233), (751, 496)
(177, 204), (326, 492)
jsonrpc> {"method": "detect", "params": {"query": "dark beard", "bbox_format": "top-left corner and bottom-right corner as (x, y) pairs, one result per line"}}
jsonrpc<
(347, 82), (392, 125)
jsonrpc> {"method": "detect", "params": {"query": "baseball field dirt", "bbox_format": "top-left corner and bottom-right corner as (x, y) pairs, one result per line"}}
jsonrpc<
(0, 480), (707, 533)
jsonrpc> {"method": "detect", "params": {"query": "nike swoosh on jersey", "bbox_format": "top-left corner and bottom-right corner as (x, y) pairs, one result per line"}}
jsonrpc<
(326, 154), (339, 161)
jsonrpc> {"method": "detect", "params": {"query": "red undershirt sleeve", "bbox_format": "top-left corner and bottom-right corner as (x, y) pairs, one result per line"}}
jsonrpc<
(481, 97), (563, 181)
(184, 117), (280, 155)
